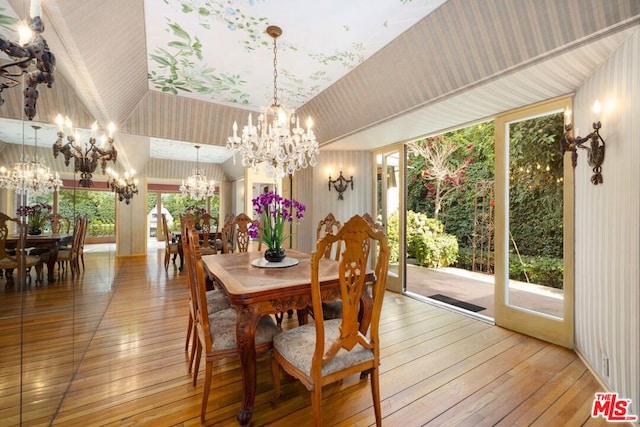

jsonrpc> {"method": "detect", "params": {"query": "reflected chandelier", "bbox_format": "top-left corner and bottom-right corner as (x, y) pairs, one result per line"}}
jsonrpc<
(0, 0), (55, 120)
(227, 25), (319, 180)
(107, 168), (138, 204)
(0, 125), (62, 196)
(52, 114), (117, 188)
(179, 145), (215, 201)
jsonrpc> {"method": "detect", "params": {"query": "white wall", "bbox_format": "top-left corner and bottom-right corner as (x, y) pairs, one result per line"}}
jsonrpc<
(573, 27), (639, 411)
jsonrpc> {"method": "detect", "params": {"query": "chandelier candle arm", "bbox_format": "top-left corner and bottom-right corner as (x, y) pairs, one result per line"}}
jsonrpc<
(107, 167), (139, 204)
(53, 114), (118, 187)
(226, 25), (319, 180)
(0, 0), (55, 120)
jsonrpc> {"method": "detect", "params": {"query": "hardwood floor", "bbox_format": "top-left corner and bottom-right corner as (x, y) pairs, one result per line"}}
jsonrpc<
(2, 248), (611, 426)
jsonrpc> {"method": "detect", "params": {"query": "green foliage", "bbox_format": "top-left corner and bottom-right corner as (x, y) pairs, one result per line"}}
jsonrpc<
(508, 113), (564, 258)
(407, 121), (495, 243)
(58, 189), (116, 237)
(389, 210), (459, 268)
(454, 247), (563, 289)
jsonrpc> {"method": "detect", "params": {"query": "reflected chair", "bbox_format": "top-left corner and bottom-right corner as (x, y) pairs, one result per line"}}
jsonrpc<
(48, 213), (71, 235)
(57, 215), (85, 278)
(271, 214), (390, 426)
(0, 212), (44, 284)
(162, 213), (179, 271)
(179, 215), (230, 378)
(75, 215), (89, 272)
(187, 227), (279, 423)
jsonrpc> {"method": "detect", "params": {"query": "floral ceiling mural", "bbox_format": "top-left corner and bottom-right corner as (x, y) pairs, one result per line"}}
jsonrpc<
(145, 0), (447, 110)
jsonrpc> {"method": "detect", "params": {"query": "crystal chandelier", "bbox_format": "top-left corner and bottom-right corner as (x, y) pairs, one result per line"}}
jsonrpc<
(0, 125), (62, 196)
(52, 114), (117, 188)
(0, 0), (55, 120)
(179, 145), (215, 201)
(227, 25), (319, 180)
(107, 168), (139, 204)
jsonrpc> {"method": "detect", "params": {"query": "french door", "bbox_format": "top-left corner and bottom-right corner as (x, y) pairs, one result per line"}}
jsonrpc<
(494, 97), (574, 348)
(373, 146), (404, 293)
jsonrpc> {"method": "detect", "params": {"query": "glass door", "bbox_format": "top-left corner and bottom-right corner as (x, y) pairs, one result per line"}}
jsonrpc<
(494, 97), (574, 347)
(373, 146), (403, 293)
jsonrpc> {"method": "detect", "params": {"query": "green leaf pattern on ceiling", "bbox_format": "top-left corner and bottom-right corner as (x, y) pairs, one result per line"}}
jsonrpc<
(148, 19), (251, 104)
(150, 0), (370, 106)
(0, 8), (19, 38)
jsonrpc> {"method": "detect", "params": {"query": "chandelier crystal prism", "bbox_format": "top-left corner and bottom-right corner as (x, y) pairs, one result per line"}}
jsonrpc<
(0, 125), (62, 196)
(179, 145), (215, 201)
(227, 25), (319, 180)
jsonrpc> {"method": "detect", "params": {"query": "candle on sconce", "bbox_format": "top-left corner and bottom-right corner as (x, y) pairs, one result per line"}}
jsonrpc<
(564, 108), (572, 127)
(55, 114), (64, 132)
(107, 122), (116, 138)
(90, 121), (98, 138)
(593, 100), (601, 124)
(29, 0), (41, 19)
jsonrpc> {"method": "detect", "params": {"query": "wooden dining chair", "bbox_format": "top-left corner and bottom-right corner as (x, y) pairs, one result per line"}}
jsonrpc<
(271, 214), (390, 426)
(220, 213), (256, 254)
(313, 213), (345, 320)
(199, 212), (218, 255)
(0, 212), (44, 284)
(234, 212), (254, 252)
(316, 212), (342, 261)
(187, 227), (280, 423)
(162, 213), (179, 271)
(219, 216), (235, 254)
(179, 215), (230, 378)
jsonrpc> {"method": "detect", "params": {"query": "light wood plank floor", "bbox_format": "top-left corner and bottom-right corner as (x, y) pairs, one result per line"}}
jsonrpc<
(2, 248), (611, 426)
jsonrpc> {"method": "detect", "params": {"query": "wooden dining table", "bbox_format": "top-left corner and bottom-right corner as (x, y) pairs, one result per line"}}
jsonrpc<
(5, 233), (73, 282)
(201, 249), (374, 426)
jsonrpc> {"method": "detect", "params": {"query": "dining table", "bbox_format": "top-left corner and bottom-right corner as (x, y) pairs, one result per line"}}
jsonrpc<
(5, 233), (73, 282)
(201, 249), (374, 426)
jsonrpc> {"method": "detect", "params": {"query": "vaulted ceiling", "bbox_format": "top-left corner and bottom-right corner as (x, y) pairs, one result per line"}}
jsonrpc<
(0, 0), (638, 180)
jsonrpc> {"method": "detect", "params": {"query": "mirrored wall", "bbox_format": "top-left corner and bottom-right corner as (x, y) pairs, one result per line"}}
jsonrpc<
(0, 127), (117, 424)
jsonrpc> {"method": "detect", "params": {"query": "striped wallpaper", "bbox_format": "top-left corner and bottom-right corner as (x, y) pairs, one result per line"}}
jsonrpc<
(573, 27), (639, 412)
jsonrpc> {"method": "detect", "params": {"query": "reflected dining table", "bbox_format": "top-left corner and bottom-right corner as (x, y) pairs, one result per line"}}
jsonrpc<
(201, 249), (374, 426)
(5, 233), (73, 282)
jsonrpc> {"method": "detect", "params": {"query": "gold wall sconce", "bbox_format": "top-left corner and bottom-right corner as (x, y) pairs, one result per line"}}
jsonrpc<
(561, 101), (606, 185)
(328, 170), (353, 200)
(107, 168), (138, 204)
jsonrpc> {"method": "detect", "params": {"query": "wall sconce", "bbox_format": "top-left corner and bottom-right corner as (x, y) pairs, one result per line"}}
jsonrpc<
(328, 170), (353, 200)
(561, 101), (606, 185)
(107, 168), (138, 204)
(53, 115), (117, 188)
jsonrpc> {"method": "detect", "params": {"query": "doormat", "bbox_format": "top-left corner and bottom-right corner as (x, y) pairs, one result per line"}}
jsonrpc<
(428, 294), (486, 312)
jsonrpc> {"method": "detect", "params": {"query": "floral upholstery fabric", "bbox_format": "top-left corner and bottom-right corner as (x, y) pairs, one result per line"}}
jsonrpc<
(205, 289), (230, 313)
(210, 308), (279, 350)
(273, 319), (373, 376)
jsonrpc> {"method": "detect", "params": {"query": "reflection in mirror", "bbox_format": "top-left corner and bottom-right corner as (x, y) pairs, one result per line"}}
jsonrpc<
(0, 177), (117, 423)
